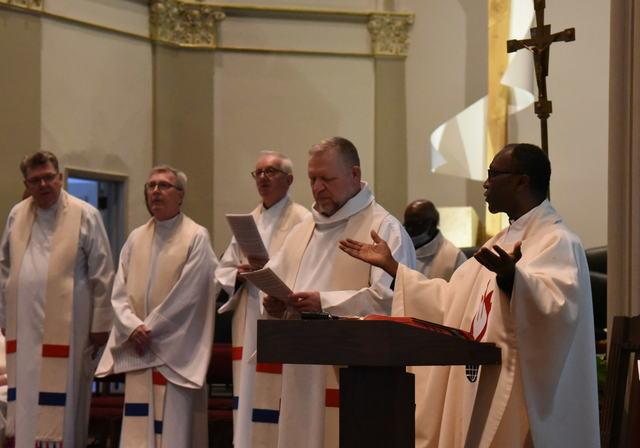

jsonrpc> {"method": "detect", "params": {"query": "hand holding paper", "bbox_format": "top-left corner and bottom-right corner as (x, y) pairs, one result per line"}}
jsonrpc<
(240, 267), (293, 301)
(226, 214), (270, 268)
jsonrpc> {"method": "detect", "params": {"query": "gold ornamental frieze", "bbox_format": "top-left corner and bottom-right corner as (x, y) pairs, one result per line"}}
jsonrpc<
(0, 0), (43, 11)
(150, 0), (226, 48)
(0, 0), (414, 57)
(367, 13), (414, 58)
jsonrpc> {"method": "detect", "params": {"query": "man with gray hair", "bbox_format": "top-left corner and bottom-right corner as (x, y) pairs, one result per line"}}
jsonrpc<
(216, 150), (309, 448)
(262, 137), (415, 448)
(97, 165), (218, 447)
(0, 150), (114, 447)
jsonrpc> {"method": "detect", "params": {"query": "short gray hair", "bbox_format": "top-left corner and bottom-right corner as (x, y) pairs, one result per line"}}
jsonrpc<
(258, 150), (293, 174)
(149, 165), (188, 192)
(309, 137), (360, 168)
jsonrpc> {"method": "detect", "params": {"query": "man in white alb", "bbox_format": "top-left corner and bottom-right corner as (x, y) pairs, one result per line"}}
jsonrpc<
(216, 150), (308, 448)
(262, 137), (415, 448)
(97, 165), (218, 447)
(404, 199), (466, 281)
(340, 143), (600, 447)
(0, 151), (114, 448)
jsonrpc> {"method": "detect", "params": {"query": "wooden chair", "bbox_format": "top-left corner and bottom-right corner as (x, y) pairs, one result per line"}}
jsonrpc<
(601, 315), (640, 447)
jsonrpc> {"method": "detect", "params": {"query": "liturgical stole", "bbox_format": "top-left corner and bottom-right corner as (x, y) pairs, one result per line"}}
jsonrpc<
(5, 191), (83, 447)
(120, 214), (198, 448)
(231, 202), (301, 446)
(253, 202), (387, 448)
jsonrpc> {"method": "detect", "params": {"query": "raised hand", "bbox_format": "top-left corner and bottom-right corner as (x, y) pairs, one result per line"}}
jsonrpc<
(339, 230), (399, 276)
(474, 242), (523, 297)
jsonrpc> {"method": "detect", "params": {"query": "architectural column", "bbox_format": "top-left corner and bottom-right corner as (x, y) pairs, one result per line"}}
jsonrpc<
(369, 13), (413, 219)
(150, 0), (225, 235)
(608, 0), (640, 324)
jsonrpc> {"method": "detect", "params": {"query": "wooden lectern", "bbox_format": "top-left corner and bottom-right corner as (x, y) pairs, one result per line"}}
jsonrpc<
(257, 319), (501, 448)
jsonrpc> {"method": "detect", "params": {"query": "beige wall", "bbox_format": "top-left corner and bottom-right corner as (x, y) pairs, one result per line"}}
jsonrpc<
(40, 19), (153, 232)
(516, 0), (610, 248)
(401, 0), (610, 248)
(0, 4), (153, 234)
(401, 0), (488, 220)
(212, 52), (375, 253)
(206, 0), (383, 9)
(153, 45), (215, 234)
(45, 0), (149, 36)
(0, 0), (610, 250)
(0, 10), (41, 223)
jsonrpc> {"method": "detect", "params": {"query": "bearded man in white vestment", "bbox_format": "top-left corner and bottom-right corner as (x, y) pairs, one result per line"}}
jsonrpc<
(340, 143), (600, 448)
(0, 151), (115, 448)
(262, 137), (415, 448)
(216, 150), (309, 448)
(404, 199), (466, 281)
(97, 165), (218, 447)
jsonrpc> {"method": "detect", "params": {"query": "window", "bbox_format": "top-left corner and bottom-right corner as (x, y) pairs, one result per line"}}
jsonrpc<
(66, 168), (127, 262)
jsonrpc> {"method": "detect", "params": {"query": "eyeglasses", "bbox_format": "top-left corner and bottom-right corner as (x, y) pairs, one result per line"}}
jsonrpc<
(25, 173), (59, 187)
(487, 168), (523, 179)
(251, 167), (287, 179)
(145, 181), (181, 192)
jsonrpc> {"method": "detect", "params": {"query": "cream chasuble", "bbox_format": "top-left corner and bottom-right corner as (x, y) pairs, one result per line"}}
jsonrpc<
(263, 184), (415, 448)
(216, 196), (308, 448)
(97, 213), (217, 447)
(393, 200), (600, 448)
(0, 191), (114, 448)
(414, 231), (466, 281)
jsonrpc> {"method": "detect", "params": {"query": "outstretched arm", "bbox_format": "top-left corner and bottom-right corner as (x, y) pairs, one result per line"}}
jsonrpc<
(474, 241), (522, 298)
(339, 230), (400, 277)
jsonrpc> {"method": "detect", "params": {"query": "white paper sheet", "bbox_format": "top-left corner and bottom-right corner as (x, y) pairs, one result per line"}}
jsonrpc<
(240, 267), (292, 302)
(225, 213), (270, 267)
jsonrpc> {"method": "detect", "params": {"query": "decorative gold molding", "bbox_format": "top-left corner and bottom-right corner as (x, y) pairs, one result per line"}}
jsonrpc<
(0, 1), (414, 57)
(0, 0), (43, 11)
(150, 0), (226, 48)
(367, 13), (414, 57)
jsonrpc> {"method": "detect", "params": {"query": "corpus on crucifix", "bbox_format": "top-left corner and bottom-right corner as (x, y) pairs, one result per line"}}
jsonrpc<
(506, 0), (575, 156)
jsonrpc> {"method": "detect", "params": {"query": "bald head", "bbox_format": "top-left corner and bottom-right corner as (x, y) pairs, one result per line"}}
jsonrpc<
(403, 199), (439, 239)
(483, 143), (550, 220)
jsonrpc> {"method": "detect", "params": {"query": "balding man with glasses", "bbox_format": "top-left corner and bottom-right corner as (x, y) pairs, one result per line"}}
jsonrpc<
(215, 151), (309, 448)
(0, 150), (114, 447)
(97, 165), (218, 447)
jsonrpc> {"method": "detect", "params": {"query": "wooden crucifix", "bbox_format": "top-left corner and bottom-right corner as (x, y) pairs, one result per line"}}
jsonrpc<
(506, 0), (575, 156)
